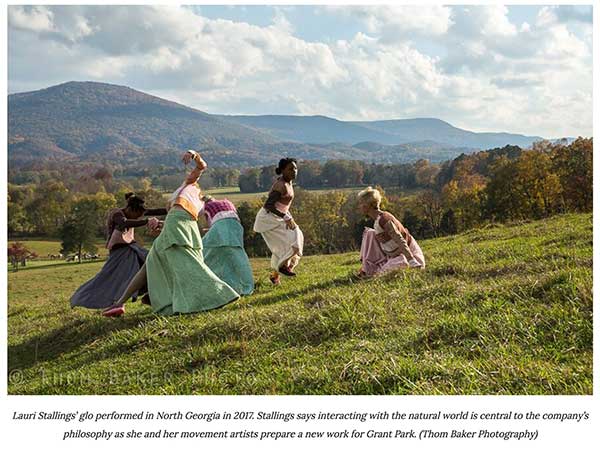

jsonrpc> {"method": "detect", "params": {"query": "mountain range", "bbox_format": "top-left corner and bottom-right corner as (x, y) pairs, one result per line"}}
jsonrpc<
(8, 81), (548, 168)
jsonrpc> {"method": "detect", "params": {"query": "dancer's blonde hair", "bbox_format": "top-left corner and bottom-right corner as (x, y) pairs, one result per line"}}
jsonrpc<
(357, 186), (382, 209)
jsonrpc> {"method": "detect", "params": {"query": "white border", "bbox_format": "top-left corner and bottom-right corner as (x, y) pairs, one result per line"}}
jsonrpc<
(2, 1), (597, 448)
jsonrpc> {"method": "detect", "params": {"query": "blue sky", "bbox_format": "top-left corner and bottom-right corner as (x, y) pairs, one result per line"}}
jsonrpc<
(194, 5), (542, 46)
(7, 4), (593, 138)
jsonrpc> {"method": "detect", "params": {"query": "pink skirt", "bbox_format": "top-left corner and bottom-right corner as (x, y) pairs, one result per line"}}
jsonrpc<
(359, 228), (425, 276)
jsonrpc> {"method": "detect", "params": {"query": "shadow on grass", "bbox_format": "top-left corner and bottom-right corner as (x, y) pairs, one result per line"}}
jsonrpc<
(8, 313), (157, 371)
(247, 273), (360, 308)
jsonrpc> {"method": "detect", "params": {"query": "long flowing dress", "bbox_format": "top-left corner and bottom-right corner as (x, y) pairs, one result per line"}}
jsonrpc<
(253, 178), (303, 271)
(360, 211), (425, 276)
(70, 208), (165, 309)
(145, 184), (239, 316)
(202, 200), (254, 296)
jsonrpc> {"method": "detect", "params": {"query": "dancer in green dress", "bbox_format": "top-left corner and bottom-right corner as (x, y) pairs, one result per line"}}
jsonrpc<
(103, 150), (238, 317)
(201, 196), (254, 296)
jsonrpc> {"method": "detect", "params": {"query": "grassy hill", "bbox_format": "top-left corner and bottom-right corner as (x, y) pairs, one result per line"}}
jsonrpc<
(7, 213), (592, 394)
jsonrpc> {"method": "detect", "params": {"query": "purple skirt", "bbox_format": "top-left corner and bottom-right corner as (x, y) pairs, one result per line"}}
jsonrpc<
(70, 243), (148, 309)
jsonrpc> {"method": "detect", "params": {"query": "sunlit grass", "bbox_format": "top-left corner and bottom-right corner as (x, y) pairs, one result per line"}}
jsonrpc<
(7, 213), (592, 395)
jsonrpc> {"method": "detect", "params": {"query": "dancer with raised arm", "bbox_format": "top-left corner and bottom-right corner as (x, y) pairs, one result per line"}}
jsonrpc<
(103, 150), (239, 316)
(253, 158), (303, 285)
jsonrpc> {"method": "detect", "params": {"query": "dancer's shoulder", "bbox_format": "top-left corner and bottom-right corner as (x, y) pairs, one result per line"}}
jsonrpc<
(271, 178), (286, 193)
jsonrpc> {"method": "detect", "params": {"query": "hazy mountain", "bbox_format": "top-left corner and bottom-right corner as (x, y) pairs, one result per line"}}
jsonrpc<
(217, 114), (396, 144)
(8, 81), (550, 168)
(8, 81), (285, 166)
(221, 115), (543, 148)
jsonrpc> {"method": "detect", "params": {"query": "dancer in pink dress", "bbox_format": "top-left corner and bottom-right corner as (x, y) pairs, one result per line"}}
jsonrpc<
(357, 187), (425, 277)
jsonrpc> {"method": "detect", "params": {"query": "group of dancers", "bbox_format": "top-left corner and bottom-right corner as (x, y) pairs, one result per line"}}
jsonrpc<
(69, 150), (425, 317)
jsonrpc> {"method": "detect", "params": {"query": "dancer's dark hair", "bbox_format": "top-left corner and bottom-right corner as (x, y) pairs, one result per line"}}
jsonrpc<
(275, 158), (297, 175)
(125, 192), (146, 212)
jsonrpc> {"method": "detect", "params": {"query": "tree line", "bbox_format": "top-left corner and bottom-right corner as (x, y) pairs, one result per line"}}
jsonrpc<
(238, 138), (592, 256)
(8, 138), (592, 260)
(238, 158), (438, 192)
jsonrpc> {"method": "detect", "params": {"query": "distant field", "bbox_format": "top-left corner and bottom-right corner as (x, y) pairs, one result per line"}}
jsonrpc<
(8, 213), (592, 394)
(8, 239), (109, 270)
(7, 258), (107, 271)
(203, 187), (267, 204)
(203, 186), (371, 205)
(164, 185), (422, 206)
(8, 239), (64, 257)
(8, 239), (108, 256)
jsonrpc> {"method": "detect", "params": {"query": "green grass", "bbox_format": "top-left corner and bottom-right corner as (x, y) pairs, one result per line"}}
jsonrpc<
(7, 213), (592, 394)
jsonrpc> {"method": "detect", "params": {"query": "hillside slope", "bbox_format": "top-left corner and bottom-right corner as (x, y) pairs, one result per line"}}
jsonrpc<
(352, 118), (542, 148)
(9, 81), (546, 167)
(220, 115), (541, 148)
(8, 213), (591, 394)
(8, 81), (285, 167)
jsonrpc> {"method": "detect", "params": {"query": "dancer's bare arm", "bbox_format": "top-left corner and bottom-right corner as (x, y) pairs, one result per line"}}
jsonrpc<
(183, 150), (207, 184)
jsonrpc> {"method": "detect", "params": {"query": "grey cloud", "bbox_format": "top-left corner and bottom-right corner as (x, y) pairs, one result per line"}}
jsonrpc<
(10, 6), (204, 56)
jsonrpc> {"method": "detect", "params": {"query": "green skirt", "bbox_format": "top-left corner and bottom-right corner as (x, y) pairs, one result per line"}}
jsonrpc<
(146, 209), (239, 316)
(203, 218), (254, 296)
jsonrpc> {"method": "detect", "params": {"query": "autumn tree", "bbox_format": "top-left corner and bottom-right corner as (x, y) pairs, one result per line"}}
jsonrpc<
(238, 168), (261, 193)
(513, 150), (562, 218)
(8, 242), (37, 271)
(61, 193), (117, 262)
(552, 137), (592, 211)
(25, 181), (72, 236)
(417, 189), (444, 237)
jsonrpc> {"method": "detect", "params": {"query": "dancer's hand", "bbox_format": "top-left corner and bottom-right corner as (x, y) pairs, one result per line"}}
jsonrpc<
(182, 150), (198, 165)
(147, 219), (164, 236)
(285, 218), (297, 230)
(147, 217), (160, 230)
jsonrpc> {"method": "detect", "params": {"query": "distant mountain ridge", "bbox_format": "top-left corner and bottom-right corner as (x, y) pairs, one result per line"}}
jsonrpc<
(9, 81), (550, 168)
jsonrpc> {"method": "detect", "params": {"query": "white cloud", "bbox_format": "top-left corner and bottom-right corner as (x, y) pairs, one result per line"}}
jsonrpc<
(325, 5), (452, 41)
(7, 5), (592, 138)
(8, 5), (54, 33)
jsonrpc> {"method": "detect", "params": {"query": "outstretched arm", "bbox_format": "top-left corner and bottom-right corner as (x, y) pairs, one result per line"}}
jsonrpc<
(183, 150), (207, 185)
(113, 211), (148, 231)
(143, 208), (168, 216)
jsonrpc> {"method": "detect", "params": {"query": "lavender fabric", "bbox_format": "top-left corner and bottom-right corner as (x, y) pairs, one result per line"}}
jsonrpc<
(70, 243), (148, 309)
(360, 228), (425, 276)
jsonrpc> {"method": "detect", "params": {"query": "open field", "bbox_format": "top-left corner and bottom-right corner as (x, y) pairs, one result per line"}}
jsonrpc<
(7, 239), (109, 272)
(203, 186), (268, 204)
(7, 213), (592, 394)
(193, 186), (375, 205)
(8, 239), (109, 258)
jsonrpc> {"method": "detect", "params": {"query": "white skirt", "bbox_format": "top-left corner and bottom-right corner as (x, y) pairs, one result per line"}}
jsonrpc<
(253, 208), (304, 270)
